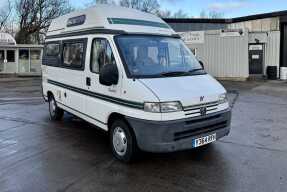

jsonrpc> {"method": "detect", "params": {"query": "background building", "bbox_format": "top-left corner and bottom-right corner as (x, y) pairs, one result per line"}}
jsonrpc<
(164, 10), (287, 80)
(0, 33), (43, 76)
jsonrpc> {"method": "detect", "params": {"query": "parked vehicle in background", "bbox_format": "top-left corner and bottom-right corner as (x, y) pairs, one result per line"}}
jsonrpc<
(42, 5), (231, 162)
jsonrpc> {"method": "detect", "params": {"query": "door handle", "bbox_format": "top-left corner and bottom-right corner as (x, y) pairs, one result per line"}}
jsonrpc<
(108, 86), (116, 93)
(108, 88), (116, 93)
(86, 77), (91, 86)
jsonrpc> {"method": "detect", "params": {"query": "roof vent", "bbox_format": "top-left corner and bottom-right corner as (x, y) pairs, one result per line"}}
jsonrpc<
(67, 15), (86, 27)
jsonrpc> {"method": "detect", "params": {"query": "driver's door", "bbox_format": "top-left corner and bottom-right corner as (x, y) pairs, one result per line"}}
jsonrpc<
(85, 37), (122, 125)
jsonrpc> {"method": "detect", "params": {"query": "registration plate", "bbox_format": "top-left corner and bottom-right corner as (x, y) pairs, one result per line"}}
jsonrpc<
(192, 133), (216, 148)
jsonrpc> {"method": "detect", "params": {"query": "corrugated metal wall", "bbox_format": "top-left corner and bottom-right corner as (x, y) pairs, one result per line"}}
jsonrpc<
(185, 30), (249, 80)
(167, 23), (228, 32)
(265, 31), (280, 76)
(228, 17), (280, 32)
(248, 31), (280, 76)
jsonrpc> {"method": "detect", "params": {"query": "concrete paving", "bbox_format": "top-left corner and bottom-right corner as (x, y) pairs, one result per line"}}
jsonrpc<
(0, 77), (286, 192)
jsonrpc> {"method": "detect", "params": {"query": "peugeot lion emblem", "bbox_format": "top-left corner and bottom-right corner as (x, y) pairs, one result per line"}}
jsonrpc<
(200, 96), (206, 116)
(200, 96), (204, 102)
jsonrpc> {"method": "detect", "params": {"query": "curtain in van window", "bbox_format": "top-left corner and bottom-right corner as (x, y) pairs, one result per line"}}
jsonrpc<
(63, 43), (84, 68)
(91, 39), (115, 73)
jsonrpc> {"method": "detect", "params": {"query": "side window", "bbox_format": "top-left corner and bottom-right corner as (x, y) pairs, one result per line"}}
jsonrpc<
(90, 39), (116, 73)
(63, 42), (84, 68)
(45, 43), (60, 56)
(43, 42), (60, 67)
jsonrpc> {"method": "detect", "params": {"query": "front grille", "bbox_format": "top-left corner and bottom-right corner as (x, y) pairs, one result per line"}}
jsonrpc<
(183, 101), (219, 117)
(185, 114), (221, 125)
(174, 120), (228, 141)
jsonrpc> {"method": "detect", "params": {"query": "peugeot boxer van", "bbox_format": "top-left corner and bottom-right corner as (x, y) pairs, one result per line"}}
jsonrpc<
(42, 5), (231, 162)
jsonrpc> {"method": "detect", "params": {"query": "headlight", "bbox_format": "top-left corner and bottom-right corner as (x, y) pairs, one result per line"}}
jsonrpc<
(144, 101), (182, 113)
(218, 93), (228, 104)
(144, 102), (160, 113)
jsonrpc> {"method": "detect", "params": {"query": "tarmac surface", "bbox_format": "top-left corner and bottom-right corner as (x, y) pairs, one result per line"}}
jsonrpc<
(0, 77), (286, 192)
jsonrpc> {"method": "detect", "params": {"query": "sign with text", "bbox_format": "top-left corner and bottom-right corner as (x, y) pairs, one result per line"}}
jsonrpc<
(220, 29), (244, 37)
(180, 31), (205, 44)
(249, 44), (263, 50)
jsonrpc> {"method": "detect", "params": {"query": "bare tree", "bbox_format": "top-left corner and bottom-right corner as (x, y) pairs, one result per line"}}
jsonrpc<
(95, 0), (116, 4)
(119, 0), (160, 14)
(96, 0), (108, 3)
(200, 9), (224, 18)
(15, 0), (73, 44)
(208, 10), (224, 18)
(172, 9), (189, 18)
(200, 10), (208, 18)
(0, 0), (12, 31)
(157, 9), (172, 18)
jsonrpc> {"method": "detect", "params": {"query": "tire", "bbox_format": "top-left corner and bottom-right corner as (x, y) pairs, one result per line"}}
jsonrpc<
(110, 119), (138, 163)
(48, 94), (64, 121)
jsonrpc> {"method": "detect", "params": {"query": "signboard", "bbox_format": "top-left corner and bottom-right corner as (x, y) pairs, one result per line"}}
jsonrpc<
(249, 44), (263, 50)
(220, 29), (244, 37)
(179, 31), (205, 44)
(0, 33), (16, 46)
(252, 55), (260, 59)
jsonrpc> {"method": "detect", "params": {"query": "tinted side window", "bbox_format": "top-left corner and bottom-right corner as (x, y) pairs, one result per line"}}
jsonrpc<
(45, 44), (60, 56)
(90, 39), (116, 73)
(63, 42), (84, 68)
(43, 42), (60, 66)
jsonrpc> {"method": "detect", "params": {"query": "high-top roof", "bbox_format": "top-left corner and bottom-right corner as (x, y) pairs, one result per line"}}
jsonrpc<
(47, 5), (176, 38)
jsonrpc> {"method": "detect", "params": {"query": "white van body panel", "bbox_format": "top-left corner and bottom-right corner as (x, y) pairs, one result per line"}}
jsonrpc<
(139, 75), (228, 121)
(139, 74), (225, 105)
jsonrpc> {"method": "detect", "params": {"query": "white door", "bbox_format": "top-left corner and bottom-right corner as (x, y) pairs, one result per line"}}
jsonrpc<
(85, 37), (122, 125)
(5, 50), (16, 73)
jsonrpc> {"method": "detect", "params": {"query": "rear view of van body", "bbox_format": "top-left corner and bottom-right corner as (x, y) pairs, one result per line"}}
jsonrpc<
(42, 5), (231, 162)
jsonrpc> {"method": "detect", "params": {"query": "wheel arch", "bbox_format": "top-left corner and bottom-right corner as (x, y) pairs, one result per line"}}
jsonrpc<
(107, 112), (136, 136)
(107, 112), (127, 130)
(47, 91), (54, 100)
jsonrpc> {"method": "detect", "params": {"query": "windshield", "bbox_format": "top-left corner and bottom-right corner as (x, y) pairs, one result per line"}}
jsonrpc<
(115, 35), (204, 78)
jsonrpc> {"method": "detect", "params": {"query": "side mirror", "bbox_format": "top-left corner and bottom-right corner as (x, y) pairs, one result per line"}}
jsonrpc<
(199, 60), (204, 70)
(99, 64), (119, 86)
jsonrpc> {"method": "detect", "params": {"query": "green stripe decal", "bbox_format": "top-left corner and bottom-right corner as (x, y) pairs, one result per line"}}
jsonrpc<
(47, 80), (144, 109)
(107, 18), (170, 29)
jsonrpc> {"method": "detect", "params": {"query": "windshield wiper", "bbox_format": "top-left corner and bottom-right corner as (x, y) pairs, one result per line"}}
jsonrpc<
(160, 71), (189, 77)
(188, 68), (204, 73)
(159, 69), (205, 77)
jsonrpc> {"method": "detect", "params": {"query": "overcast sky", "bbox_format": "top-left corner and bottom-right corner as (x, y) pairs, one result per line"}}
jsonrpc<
(70, 0), (287, 18)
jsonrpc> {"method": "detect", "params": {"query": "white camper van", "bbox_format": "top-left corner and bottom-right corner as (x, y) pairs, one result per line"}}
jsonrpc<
(42, 5), (231, 162)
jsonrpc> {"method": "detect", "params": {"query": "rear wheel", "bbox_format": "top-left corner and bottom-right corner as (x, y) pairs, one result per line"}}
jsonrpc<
(110, 119), (138, 163)
(48, 94), (64, 121)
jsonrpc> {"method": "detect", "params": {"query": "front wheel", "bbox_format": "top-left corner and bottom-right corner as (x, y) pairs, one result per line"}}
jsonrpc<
(48, 95), (64, 121)
(110, 120), (138, 163)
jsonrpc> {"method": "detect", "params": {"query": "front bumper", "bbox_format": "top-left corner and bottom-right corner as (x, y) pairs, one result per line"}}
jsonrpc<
(126, 108), (231, 153)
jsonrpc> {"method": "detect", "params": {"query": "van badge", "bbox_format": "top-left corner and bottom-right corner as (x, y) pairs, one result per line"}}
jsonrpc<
(200, 107), (207, 116)
(200, 96), (204, 102)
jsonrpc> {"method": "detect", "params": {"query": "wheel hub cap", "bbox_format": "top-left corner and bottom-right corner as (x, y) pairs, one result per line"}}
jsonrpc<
(50, 99), (56, 115)
(113, 127), (127, 156)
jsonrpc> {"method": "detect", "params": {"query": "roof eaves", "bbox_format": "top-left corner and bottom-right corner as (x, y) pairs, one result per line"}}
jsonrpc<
(163, 10), (287, 24)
